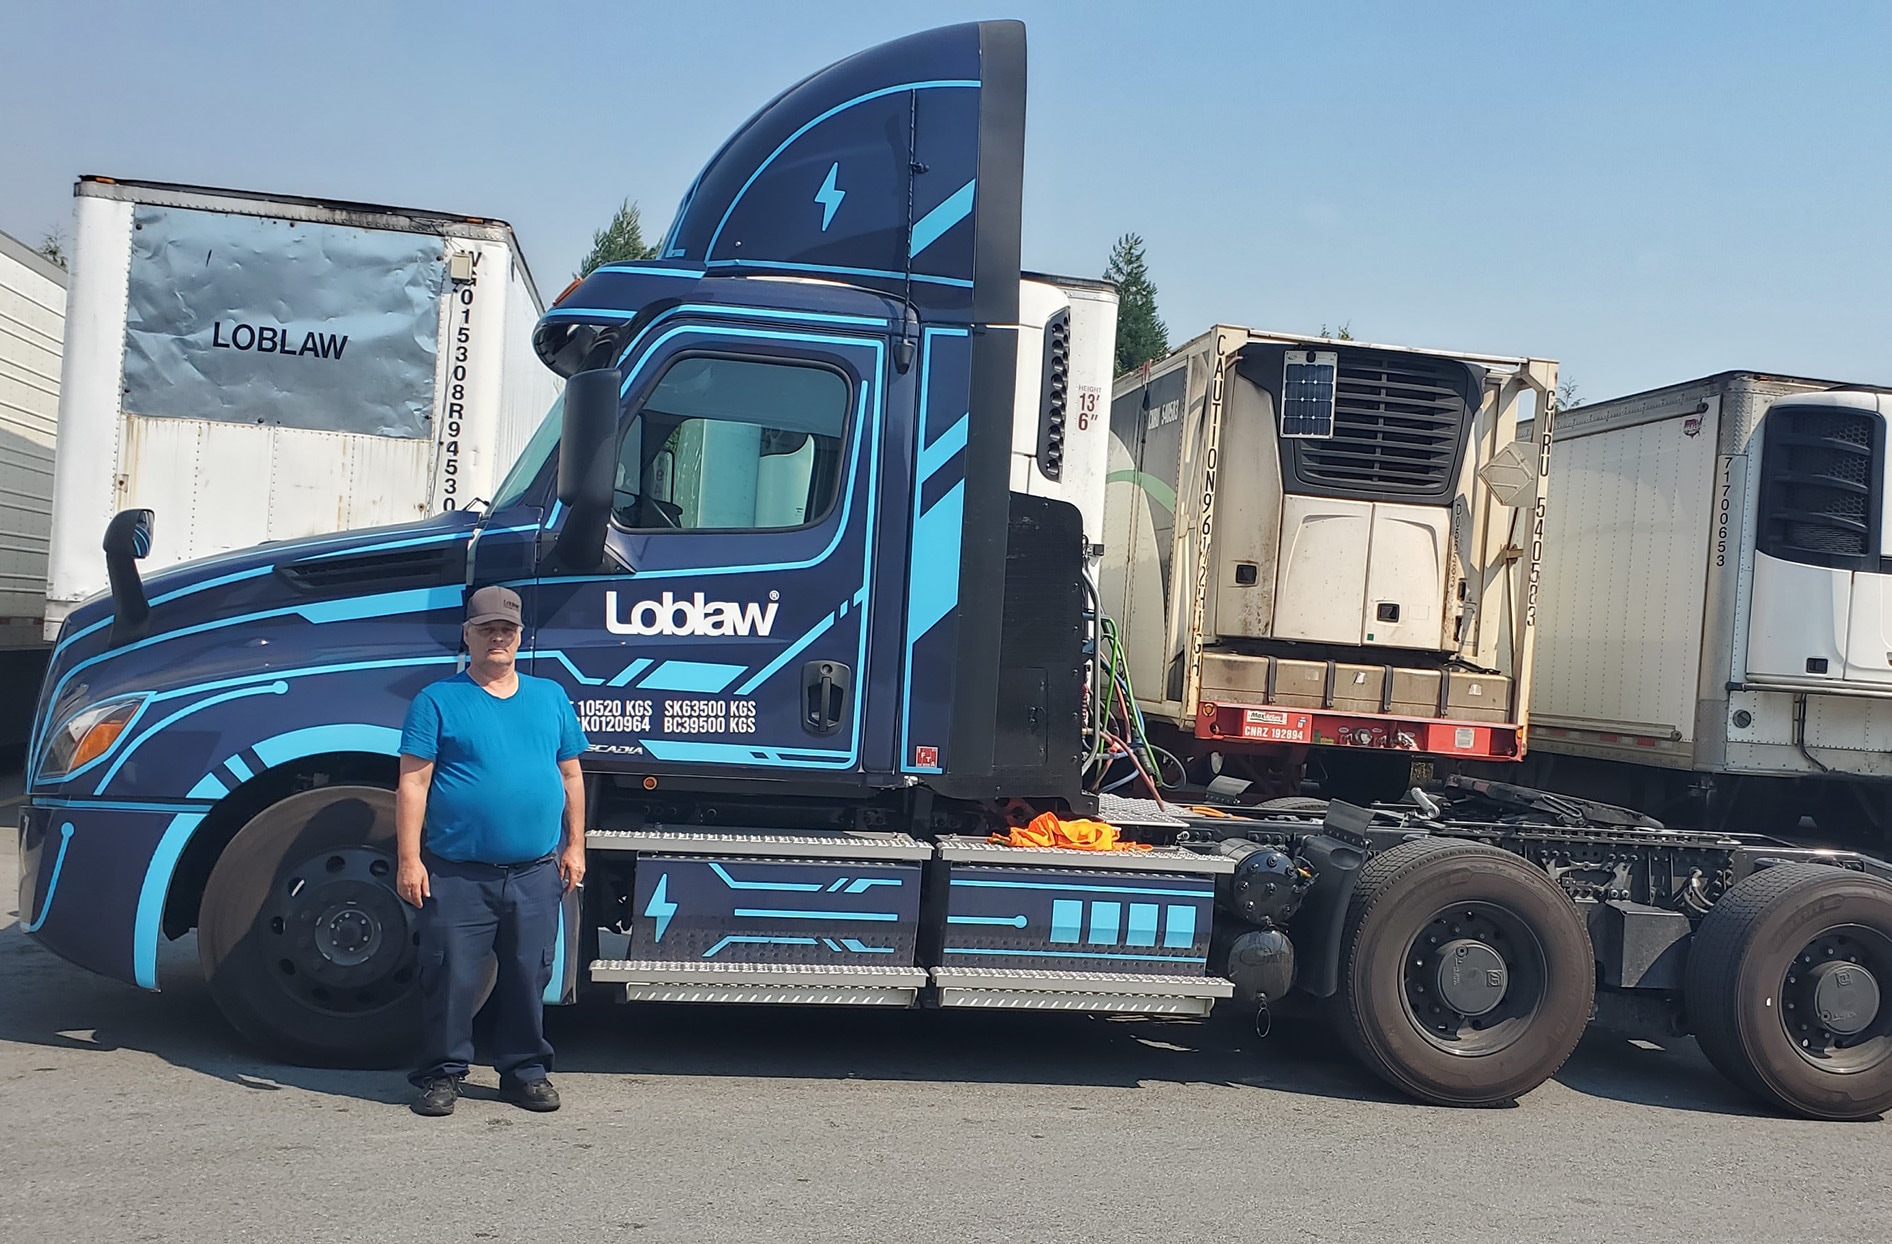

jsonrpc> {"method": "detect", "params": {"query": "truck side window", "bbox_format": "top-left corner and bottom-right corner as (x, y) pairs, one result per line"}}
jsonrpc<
(612, 355), (850, 532)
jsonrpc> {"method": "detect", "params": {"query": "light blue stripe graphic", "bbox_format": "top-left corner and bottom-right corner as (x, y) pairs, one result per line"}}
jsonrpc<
(27, 797), (214, 814)
(950, 879), (1214, 898)
(839, 939), (894, 954)
(733, 608), (836, 697)
(908, 179), (976, 257)
(947, 914), (1029, 928)
(252, 724), (403, 767)
(709, 862), (823, 892)
(641, 739), (851, 767)
(151, 563), (276, 605)
(844, 878), (901, 894)
(299, 529), (477, 560)
(1164, 905), (1198, 949)
(542, 915), (567, 1005)
(703, 935), (817, 959)
(1050, 899), (1083, 944)
(917, 413), (968, 484)
(294, 585), (462, 624)
(823, 937), (843, 952)
(101, 682), (288, 791)
(589, 265), (707, 279)
(731, 908), (900, 922)
(135, 812), (207, 989)
(186, 773), (229, 799)
(21, 823), (74, 933)
(606, 658), (653, 688)
(905, 481), (964, 641)
(222, 754), (254, 784)
(638, 661), (745, 694)
(1126, 903), (1159, 948)
(943, 947), (1208, 965)
(1088, 902), (1122, 946)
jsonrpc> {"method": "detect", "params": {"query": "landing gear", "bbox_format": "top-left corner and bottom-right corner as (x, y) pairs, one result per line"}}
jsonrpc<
(1334, 837), (1594, 1106)
(197, 786), (422, 1067)
(1686, 862), (1892, 1120)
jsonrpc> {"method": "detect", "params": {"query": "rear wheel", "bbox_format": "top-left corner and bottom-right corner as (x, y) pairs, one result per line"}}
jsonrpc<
(1685, 862), (1892, 1120)
(198, 785), (421, 1067)
(1335, 837), (1593, 1106)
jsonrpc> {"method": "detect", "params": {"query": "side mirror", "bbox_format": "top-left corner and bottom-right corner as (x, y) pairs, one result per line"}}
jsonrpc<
(552, 368), (620, 571)
(103, 508), (155, 642)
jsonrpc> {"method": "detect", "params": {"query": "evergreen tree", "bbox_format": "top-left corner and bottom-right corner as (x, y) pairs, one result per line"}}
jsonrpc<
(577, 200), (659, 278)
(1104, 232), (1168, 374)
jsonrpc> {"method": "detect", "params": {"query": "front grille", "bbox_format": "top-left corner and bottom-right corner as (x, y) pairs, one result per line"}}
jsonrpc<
(1759, 406), (1880, 565)
(1294, 352), (1473, 497)
(278, 544), (465, 593)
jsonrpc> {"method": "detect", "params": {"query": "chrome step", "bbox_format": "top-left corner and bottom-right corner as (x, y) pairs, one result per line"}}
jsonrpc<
(587, 828), (933, 861)
(929, 966), (1234, 1016)
(933, 834), (1234, 874)
(589, 958), (926, 1006)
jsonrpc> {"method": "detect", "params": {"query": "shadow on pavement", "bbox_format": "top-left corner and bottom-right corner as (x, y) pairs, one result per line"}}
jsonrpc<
(0, 909), (1781, 1119)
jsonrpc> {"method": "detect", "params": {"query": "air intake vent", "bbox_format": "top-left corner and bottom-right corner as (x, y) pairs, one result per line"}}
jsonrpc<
(279, 543), (466, 594)
(1757, 404), (1883, 570)
(1035, 309), (1071, 482)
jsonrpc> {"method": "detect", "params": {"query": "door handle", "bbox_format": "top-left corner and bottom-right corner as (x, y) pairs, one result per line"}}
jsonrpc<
(801, 660), (851, 736)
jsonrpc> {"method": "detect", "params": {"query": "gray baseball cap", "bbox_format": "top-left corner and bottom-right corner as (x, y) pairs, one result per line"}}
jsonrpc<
(465, 585), (523, 627)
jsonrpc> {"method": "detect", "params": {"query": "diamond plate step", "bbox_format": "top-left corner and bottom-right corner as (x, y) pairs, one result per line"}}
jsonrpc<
(933, 834), (1234, 874)
(930, 966), (1234, 1016)
(587, 828), (932, 861)
(1096, 792), (1190, 829)
(589, 958), (926, 1006)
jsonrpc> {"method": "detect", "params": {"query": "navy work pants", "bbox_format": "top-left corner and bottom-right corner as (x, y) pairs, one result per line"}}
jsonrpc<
(410, 853), (562, 1089)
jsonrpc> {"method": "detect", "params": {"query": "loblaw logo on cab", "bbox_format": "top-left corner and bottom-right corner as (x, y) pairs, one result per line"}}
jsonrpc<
(605, 590), (780, 638)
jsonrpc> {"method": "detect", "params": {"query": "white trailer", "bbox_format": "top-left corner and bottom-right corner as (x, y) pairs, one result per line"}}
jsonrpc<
(0, 226), (65, 653)
(1523, 371), (1892, 840)
(46, 177), (560, 636)
(1102, 326), (1557, 797)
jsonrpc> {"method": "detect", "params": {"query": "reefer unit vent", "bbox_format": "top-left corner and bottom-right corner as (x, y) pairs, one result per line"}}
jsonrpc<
(1757, 405), (1883, 569)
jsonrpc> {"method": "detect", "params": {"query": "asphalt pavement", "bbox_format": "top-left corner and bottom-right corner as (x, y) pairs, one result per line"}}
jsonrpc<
(4, 798), (1889, 1244)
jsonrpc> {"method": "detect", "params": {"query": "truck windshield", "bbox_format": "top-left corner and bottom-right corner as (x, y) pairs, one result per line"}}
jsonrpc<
(490, 393), (564, 510)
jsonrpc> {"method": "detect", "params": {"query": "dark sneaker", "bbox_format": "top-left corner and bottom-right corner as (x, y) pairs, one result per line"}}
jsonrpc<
(410, 1076), (461, 1117)
(500, 1078), (561, 1112)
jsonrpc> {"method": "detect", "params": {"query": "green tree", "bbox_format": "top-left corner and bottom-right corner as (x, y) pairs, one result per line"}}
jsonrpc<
(577, 200), (658, 279)
(1319, 321), (1354, 341)
(1552, 377), (1581, 412)
(34, 230), (67, 269)
(1104, 232), (1168, 374)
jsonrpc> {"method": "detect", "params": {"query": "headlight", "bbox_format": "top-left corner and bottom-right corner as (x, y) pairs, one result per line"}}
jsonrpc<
(40, 698), (145, 780)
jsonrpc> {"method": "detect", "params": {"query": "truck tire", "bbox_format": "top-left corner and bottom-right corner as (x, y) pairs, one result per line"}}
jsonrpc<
(1334, 837), (1593, 1106)
(1684, 862), (1892, 1120)
(198, 785), (422, 1068)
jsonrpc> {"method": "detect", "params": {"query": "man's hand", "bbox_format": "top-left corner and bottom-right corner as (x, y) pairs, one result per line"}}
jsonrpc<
(397, 855), (431, 908)
(559, 841), (586, 892)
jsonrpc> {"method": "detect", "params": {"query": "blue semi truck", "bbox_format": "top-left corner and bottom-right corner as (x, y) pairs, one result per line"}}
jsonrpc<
(18, 22), (1892, 1120)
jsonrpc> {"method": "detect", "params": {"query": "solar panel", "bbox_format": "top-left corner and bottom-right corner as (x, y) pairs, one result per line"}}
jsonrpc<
(1280, 350), (1338, 439)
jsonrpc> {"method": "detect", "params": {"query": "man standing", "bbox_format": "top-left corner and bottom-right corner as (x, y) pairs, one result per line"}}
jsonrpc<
(396, 585), (588, 1116)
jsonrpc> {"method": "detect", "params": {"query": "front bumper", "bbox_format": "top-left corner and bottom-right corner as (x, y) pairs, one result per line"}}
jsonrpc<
(18, 799), (208, 989)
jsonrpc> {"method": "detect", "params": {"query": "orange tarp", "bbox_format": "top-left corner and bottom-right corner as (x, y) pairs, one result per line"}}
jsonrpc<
(989, 811), (1151, 852)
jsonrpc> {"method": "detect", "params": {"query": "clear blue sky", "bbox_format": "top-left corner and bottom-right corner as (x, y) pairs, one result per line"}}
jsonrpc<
(4, 1), (1888, 402)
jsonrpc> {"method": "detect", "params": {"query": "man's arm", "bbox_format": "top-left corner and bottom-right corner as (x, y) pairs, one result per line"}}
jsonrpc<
(395, 754), (435, 907)
(557, 757), (586, 891)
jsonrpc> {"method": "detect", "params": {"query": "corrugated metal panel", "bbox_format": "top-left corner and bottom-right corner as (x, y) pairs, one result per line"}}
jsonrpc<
(0, 236), (64, 628)
(1532, 403), (1719, 739)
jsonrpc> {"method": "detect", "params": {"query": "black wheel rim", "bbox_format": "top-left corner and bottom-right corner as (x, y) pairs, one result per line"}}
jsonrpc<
(263, 845), (417, 1016)
(1780, 923), (1892, 1075)
(1400, 901), (1549, 1056)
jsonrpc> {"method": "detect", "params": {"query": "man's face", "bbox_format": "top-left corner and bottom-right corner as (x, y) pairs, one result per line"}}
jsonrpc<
(465, 619), (521, 669)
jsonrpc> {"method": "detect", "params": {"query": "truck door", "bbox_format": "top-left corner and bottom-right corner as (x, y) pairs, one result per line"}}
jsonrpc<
(529, 315), (888, 774)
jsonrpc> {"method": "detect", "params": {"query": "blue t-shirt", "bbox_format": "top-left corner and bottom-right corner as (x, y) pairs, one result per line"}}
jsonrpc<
(399, 672), (588, 864)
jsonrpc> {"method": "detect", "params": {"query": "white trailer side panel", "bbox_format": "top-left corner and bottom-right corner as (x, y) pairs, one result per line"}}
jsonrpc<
(1532, 400), (1721, 749)
(0, 230), (65, 646)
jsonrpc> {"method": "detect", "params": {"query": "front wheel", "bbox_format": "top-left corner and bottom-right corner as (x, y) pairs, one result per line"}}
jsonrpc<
(1334, 837), (1594, 1106)
(198, 785), (421, 1067)
(1686, 862), (1892, 1120)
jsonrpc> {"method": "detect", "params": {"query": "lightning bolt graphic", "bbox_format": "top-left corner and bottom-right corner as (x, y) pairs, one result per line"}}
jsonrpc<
(644, 874), (678, 943)
(814, 163), (845, 232)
